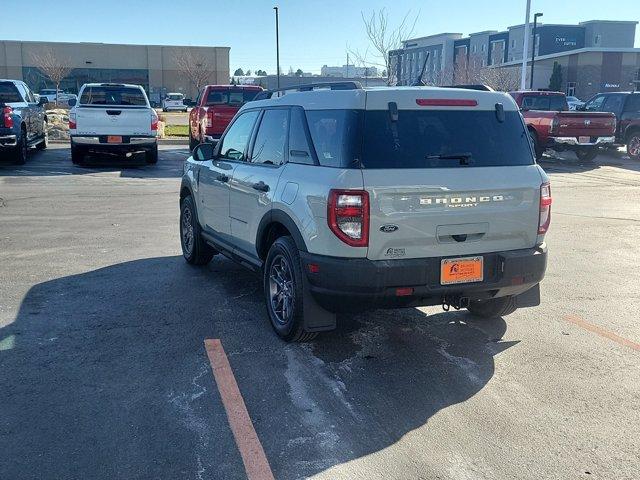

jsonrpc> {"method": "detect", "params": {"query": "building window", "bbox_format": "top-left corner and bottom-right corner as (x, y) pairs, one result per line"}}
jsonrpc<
(594, 34), (601, 45)
(511, 39), (515, 48)
(481, 44), (486, 52)
(472, 45), (476, 53)
(566, 82), (577, 97)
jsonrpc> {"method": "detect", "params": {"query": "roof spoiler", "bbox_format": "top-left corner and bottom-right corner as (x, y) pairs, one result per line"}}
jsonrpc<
(253, 81), (363, 101)
(442, 84), (495, 92)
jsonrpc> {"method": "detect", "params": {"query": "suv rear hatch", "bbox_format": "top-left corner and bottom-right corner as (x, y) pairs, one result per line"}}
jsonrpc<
(75, 85), (153, 136)
(361, 89), (544, 261)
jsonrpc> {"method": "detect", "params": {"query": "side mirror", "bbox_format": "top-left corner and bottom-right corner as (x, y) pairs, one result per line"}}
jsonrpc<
(193, 142), (215, 161)
(68, 98), (77, 107)
(38, 96), (48, 106)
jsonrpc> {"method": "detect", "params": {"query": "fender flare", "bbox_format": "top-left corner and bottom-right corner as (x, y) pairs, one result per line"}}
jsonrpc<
(256, 209), (308, 256)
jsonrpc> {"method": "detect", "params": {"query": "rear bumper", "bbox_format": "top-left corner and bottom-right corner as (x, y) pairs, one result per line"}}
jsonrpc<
(551, 136), (615, 147)
(71, 136), (157, 154)
(300, 244), (547, 310)
(0, 134), (18, 148)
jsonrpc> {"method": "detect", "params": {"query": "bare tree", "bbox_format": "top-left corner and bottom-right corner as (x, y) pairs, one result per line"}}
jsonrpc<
(30, 48), (73, 106)
(349, 8), (419, 85)
(173, 49), (214, 94)
(481, 65), (521, 92)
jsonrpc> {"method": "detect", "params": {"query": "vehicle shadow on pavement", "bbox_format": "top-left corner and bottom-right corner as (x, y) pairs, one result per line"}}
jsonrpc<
(0, 147), (187, 179)
(0, 255), (516, 480)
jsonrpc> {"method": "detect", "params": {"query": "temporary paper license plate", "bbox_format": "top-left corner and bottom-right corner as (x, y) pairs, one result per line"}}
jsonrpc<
(578, 136), (590, 144)
(107, 136), (122, 144)
(440, 256), (484, 285)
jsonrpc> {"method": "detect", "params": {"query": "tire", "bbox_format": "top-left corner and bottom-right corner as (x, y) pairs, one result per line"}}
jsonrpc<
(575, 147), (598, 162)
(11, 131), (27, 165)
(528, 129), (543, 160)
(627, 131), (640, 161)
(264, 236), (318, 342)
(36, 122), (48, 150)
(180, 195), (215, 265)
(146, 144), (158, 164)
(467, 296), (518, 319)
(71, 145), (84, 165)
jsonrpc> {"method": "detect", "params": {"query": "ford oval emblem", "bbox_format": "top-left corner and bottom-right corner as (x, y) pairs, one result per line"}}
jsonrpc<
(380, 224), (399, 233)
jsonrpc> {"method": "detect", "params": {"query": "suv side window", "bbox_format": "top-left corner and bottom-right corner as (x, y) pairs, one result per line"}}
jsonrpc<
(585, 95), (606, 111)
(624, 94), (640, 113)
(602, 94), (625, 115)
(218, 111), (260, 161)
(288, 107), (315, 165)
(15, 83), (29, 103)
(250, 108), (288, 165)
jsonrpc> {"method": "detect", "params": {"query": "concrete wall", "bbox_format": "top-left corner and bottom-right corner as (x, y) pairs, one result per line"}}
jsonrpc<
(0, 40), (229, 99)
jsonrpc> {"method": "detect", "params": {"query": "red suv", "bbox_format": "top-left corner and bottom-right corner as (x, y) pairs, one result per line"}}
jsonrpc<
(188, 85), (263, 149)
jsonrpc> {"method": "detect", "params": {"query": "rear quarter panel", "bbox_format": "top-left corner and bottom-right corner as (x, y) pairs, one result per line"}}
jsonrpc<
(272, 164), (366, 258)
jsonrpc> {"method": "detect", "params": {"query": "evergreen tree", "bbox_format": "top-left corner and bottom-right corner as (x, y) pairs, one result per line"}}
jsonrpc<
(548, 62), (563, 92)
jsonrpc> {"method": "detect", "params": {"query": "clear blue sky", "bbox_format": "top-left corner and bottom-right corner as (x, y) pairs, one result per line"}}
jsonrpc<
(2, 0), (638, 74)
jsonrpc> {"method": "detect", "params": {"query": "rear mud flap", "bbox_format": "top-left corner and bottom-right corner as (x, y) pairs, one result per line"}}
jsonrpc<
(302, 275), (336, 332)
(515, 283), (541, 308)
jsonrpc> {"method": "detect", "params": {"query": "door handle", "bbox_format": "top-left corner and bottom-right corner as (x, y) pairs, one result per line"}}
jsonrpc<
(217, 174), (229, 183)
(252, 181), (270, 192)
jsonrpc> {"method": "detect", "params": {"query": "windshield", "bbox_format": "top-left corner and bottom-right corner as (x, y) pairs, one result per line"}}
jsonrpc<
(361, 109), (534, 169)
(0, 82), (22, 102)
(79, 86), (148, 106)
(205, 89), (260, 106)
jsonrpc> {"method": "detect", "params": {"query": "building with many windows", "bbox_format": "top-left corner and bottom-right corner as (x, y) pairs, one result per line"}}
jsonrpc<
(0, 40), (229, 104)
(390, 19), (639, 98)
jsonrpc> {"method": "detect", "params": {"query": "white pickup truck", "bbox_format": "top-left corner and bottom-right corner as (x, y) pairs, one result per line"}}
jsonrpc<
(68, 83), (158, 165)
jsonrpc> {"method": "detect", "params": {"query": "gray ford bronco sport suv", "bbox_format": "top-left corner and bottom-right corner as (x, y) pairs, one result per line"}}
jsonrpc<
(179, 82), (550, 342)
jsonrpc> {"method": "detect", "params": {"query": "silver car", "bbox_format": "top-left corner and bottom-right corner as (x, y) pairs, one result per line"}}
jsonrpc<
(179, 83), (551, 342)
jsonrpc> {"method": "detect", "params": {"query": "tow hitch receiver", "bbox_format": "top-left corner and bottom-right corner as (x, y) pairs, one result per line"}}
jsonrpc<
(442, 295), (470, 311)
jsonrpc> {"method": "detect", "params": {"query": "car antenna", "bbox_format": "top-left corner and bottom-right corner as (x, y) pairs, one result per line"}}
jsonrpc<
(412, 52), (430, 86)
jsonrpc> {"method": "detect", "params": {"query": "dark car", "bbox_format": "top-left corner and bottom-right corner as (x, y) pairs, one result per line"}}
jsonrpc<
(581, 92), (640, 160)
(0, 79), (48, 164)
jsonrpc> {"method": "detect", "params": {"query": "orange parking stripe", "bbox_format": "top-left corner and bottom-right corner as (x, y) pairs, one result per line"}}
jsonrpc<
(204, 339), (275, 480)
(564, 315), (640, 352)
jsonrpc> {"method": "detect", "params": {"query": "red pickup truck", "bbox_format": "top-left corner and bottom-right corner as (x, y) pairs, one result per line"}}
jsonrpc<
(188, 85), (263, 150)
(509, 91), (616, 161)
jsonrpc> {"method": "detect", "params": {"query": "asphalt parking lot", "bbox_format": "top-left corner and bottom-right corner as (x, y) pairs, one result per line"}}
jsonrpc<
(1, 144), (639, 480)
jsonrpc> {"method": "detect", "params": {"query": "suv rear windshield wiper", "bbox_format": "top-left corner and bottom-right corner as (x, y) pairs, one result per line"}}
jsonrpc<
(425, 152), (474, 165)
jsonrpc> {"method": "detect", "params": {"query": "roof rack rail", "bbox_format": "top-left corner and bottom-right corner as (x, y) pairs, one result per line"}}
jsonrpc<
(442, 84), (495, 92)
(254, 81), (363, 100)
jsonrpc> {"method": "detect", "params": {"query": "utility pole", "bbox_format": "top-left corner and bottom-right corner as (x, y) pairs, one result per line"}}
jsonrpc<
(346, 52), (350, 78)
(530, 12), (543, 90)
(520, 0), (532, 90)
(274, 6), (280, 89)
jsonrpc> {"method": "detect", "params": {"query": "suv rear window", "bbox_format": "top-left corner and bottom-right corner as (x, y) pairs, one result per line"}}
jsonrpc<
(206, 89), (259, 106)
(0, 82), (22, 103)
(521, 95), (567, 111)
(80, 86), (147, 106)
(361, 110), (534, 169)
(167, 94), (183, 101)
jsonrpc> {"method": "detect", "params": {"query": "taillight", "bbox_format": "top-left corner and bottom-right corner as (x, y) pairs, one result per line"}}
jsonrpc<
(538, 182), (552, 234)
(549, 117), (558, 134)
(151, 112), (158, 131)
(68, 112), (76, 130)
(3, 106), (14, 128)
(328, 189), (369, 247)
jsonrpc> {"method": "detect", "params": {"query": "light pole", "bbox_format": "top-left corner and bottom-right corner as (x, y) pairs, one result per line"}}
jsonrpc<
(520, 0), (532, 90)
(274, 6), (280, 89)
(530, 12), (543, 90)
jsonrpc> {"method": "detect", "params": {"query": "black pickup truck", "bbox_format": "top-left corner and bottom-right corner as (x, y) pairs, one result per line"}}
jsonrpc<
(0, 79), (48, 164)
(581, 91), (640, 160)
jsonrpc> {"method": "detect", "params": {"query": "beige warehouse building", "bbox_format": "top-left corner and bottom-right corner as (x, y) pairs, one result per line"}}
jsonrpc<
(0, 40), (230, 104)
